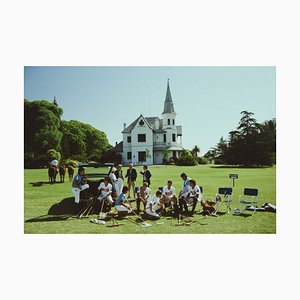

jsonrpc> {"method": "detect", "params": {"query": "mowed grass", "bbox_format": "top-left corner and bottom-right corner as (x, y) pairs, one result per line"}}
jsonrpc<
(24, 165), (276, 234)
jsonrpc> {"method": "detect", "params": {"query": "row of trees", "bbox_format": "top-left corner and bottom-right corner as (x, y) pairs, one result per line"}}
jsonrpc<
(204, 111), (276, 166)
(24, 99), (111, 168)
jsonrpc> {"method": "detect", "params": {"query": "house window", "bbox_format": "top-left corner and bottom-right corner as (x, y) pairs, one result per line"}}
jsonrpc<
(127, 152), (132, 160)
(172, 119), (175, 125)
(168, 119), (170, 125)
(138, 151), (146, 162)
(138, 134), (146, 142)
(139, 119), (145, 126)
(172, 133), (176, 142)
(163, 134), (166, 143)
(127, 136), (131, 143)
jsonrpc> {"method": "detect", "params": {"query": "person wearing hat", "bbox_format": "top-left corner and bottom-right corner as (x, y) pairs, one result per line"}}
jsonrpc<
(125, 163), (137, 198)
(72, 167), (89, 204)
(115, 164), (124, 196)
(109, 167), (119, 197)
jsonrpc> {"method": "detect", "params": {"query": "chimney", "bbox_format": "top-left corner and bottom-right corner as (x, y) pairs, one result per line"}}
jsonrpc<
(123, 123), (127, 129)
(115, 142), (118, 146)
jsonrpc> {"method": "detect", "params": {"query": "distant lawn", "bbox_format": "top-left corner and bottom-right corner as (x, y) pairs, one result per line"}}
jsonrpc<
(24, 164), (276, 234)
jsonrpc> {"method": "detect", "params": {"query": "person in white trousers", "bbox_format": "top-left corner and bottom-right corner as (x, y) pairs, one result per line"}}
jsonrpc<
(146, 190), (163, 220)
(109, 167), (119, 197)
(72, 167), (89, 204)
(115, 164), (124, 196)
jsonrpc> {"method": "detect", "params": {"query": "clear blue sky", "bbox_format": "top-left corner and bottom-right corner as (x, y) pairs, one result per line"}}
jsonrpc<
(24, 66), (275, 154)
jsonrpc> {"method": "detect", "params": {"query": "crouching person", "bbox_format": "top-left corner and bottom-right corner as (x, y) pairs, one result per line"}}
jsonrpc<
(145, 190), (163, 220)
(136, 182), (151, 213)
(72, 166), (89, 204)
(115, 186), (133, 217)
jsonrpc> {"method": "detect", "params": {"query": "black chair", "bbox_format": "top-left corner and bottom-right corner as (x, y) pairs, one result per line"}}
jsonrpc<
(214, 187), (233, 214)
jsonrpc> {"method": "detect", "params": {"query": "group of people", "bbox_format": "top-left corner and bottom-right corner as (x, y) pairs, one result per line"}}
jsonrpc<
(72, 164), (204, 220)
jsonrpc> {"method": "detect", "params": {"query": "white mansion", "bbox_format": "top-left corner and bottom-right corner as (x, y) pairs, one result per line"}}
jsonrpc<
(114, 81), (183, 165)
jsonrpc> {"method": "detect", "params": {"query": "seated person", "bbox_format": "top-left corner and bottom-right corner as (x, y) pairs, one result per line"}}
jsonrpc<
(162, 180), (178, 212)
(97, 177), (113, 206)
(145, 190), (163, 220)
(187, 179), (202, 214)
(72, 166), (89, 204)
(136, 182), (151, 212)
(51, 157), (59, 171)
(179, 179), (202, 215)
(115, 186), (133, 216)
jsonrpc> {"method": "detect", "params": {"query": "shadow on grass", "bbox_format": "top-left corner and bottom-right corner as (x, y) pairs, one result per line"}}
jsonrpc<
(25, 215), (71, 222)
(25, 197), (107, 223)
(210, 165), (271, 169)
(30, 181), (65, 187)
(233, 212), (252, 218)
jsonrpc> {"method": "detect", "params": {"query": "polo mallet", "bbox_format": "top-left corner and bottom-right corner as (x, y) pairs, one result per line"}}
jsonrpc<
(79, 200), (94, 218)
(73, 201), (90, 218)
(106, 217), (124, 227)
(98, 198), (106, 220)
(84, 201), (94, 217)
(130, 208), (152, 228)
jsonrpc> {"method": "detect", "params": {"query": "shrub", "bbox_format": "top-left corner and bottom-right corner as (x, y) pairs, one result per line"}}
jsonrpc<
(196, 156), (209, 165)
(176, 150), (197, 166)
(63, 159), (79, 168)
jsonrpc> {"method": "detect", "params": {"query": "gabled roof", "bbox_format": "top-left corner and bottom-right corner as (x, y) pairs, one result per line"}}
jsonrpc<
(122, 114), (156, 133)
(112, 141), (123, 153)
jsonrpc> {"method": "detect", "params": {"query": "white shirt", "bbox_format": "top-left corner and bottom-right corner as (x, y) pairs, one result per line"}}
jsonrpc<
(51, 159), (58, 167)
(146, 195), (161, 210)
(162, 186), (176, 199)
(109, 173), (117, 182)
(188, 185), (202, 200)
(98, 182), (112, 197)
(182, 177), (191, 194)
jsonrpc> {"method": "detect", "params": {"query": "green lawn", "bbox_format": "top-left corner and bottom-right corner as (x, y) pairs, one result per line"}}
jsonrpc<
(24, 165), (276, 234)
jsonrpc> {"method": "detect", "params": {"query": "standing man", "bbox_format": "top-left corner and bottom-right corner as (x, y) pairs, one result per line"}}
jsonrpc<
(125, 163), (137, 198)
(72, 166), (89, 204)
(109, 167), (119, 197)
(140, 165), (152, 186)
(115, 164), (124, 196)
(178, 172), (191, 215)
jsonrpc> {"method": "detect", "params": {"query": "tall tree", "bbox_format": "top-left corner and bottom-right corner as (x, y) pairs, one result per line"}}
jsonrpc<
(213, 111), (276, 166)
(60, 120), (111, 161)
(24, 99), (63, 160)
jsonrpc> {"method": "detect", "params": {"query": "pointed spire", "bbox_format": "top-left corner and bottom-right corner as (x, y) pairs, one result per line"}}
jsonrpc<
(162, 79), (175, 114)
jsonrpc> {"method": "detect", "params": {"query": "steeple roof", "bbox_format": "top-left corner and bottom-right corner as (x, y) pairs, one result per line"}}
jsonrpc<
(162, 79), (175, 114)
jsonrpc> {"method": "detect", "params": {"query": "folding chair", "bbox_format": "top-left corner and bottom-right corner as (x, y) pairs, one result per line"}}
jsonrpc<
(239, 188), (259, 215)
(214, 187), (233, 214)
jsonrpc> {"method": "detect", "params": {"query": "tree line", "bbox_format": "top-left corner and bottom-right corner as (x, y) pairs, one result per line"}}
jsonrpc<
(24, 99), (111, 168)
(204, 111), (276, 166)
